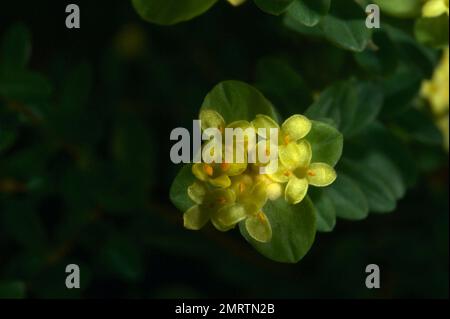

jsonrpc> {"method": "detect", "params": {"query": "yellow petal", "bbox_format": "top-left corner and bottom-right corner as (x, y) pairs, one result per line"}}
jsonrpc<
(245, 212), (272, 243)
(307, 163), (337, 187)
(183, 205), (209, 230)
(209, 174), (231, 188)
(281, 114), (312, 142)
(249, 182), (268, 209)
(227, 0), (247, 7)
(285, 176), (309, 204)
(192, 163), (208, 181)
(251, 114), (279, 139)
(267, 162), (290, 183)
(187, 181), (206, 204)
(216, 204), (247, 227)
(279, 140), (311, 170)
(210, 188), (236, 206)
(199, 109), (225, 131)
(422, 0), (449, 17)
(253, 140), (278, 167)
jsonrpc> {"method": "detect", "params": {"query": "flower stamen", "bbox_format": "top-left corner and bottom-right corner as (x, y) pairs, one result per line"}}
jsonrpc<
(203, 164), (214, 176)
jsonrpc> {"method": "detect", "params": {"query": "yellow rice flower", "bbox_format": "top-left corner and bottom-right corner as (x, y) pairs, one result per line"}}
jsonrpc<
(422, 0), (449, 17)
(184, 181), (237, 231)
(268, 140), (337, 204)
(192, 159), (247, 188)
(252, 114), (312, 147)
(421, 47), (449, 150)
(227, 0), (247, 7)
(215, 174), (272, 242)
(194, 110), (250, 187)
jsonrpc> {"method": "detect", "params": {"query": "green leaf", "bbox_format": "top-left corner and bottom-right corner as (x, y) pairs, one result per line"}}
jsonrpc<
(346, 82), (384, 138)
(305, 120), (343, 167)
(283, 13), (326, 37)
(285, 0), (331, 27)
(132, 0), (217, 25)
(255, 57), (312, 116)
(384, 24), (436, 78)
(253, 0), (295, 15)
(380, 66), (422, 118)
(354, 30), (399, 76)
(352, 122), (418, 188)
(340, 157), (397, 213)
(200, 80), (279, 123)
(100, 236), (143, 282)
(0, 281), (26, 299)
(0, 71), (52, 103)
(415, 14), (450, 48)
(285, 1), (372, 53)
(240, 196), (316, 263)
(325, 173), (369, 221)
(320, 16), (371, 52)
(374, 0), (422, 18)
(170, 164), (196, 213)
(305, 81), (359, 136)
(309, 188), (336, 232)
(0, 23), (31, 72)
(395, 108), (443, 145)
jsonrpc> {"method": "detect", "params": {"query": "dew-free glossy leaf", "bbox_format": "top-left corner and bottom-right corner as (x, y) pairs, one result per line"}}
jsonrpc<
(309, 188), (336, 232)
(325, 173), (369, 221)
(340, 158), (397, 213)
(254, 0), (295, 15)
(346, 82), (384, 138)
(286, 0), (331, 27)
(305, 81), (358, 135)
(320, 15), (371, 52)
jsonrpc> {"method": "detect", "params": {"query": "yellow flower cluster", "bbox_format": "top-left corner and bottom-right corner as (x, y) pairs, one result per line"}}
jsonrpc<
(421, 48), (449, 150)
(227, 0), (247, 7)
(422, 0), (449, 17)
(183, 110), (337, 243)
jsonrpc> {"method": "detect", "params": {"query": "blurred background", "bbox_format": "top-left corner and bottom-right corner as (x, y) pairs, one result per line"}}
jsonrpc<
(0, 0), (448, 298)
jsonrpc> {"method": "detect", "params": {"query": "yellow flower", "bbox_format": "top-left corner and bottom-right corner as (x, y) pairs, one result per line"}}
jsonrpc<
(268, 140), (337, 204)
(227, 0), (247, 7)
(183, 181), (237, 231)
(185, 175), (273, 243)
(252, 114), (312, 147)
(421, 48), (449, 116)
(194, 110), (250, 187)
(192, 160), (246, 188)
(215, 174), (272, 242)
(251, 114), (312, 174)
(422, 0), (449, 17)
